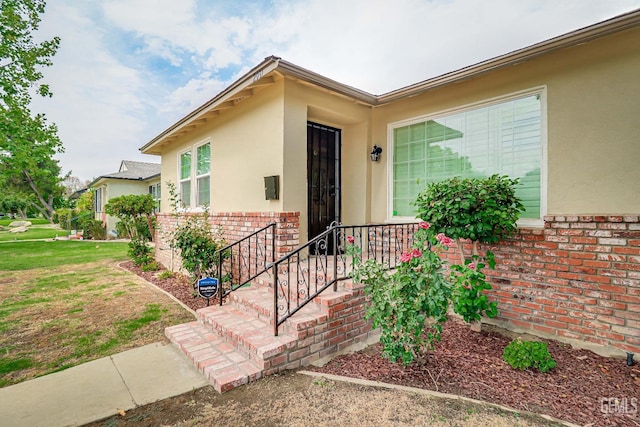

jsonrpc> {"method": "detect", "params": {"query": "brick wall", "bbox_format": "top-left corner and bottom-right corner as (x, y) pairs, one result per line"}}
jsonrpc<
(443, 215), (640, 356)
(154, 211), (300, 273)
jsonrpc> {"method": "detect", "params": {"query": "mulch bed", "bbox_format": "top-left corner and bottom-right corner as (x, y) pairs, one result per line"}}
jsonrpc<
(121, 261), (219, 311)
(123, 261), (640, 426)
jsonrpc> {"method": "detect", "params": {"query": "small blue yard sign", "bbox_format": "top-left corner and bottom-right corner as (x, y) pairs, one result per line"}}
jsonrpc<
(197, 277), (219, 301)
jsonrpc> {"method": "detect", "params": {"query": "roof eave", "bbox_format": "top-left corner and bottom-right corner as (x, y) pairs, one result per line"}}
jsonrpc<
(378, 9), (640, 103)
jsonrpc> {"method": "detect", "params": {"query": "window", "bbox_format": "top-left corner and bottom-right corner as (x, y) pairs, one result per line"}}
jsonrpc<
(177, 141), (211, 208)
(179, 151), (191, 207)
(149, 183), (161, 213)
(196, 143), (211, 206)
(390, 91), (543, 221)
(94, 188), (103, 213)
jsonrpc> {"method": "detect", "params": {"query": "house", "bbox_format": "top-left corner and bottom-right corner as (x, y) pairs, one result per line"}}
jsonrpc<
(141, 10), (640, 389)
(89, 160), (161, 234)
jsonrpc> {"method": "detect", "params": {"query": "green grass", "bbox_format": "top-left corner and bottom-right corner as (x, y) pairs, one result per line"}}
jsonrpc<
(0, 240), (129, 270)
(0, 218), (50, 226)
(0, 225), (69, 241)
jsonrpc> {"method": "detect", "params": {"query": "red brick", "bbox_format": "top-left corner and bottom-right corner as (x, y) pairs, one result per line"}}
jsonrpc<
(567, 325), (596, 336)
(596, 330), (625, 341)
(598, 284), (629, 294)
(533, 324), (557, 335)
(556, 315), (582, 325)
(613, 247), (640, 255)
(544, 320), (568, 329)
(583, 260), (611, 268)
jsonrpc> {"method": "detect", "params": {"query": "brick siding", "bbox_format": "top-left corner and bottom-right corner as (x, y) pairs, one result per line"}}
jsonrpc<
(154, 211), (300, 273)
(442, 215), (640, 355)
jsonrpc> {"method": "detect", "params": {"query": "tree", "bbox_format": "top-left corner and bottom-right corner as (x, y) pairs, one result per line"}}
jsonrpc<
(0, 0), (63, 221)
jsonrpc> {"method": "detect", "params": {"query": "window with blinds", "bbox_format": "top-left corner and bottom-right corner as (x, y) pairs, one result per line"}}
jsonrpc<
(392, 93), (542, 219)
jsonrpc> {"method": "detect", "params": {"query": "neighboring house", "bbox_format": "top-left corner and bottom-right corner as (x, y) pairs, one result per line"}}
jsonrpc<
(142, 10), (639, 356)
(89, 160), (161, 234)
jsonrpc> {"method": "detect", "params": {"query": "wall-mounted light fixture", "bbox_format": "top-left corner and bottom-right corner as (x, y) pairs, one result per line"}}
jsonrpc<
(370, 145), (383, 162)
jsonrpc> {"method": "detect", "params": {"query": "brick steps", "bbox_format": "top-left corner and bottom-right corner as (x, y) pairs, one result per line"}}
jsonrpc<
(196, 304), (297, 368)
(165, 322), (263, 393)
(167, 274), (376, 393)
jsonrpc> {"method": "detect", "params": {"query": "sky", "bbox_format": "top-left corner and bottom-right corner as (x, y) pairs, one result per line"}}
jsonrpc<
(30, 0), (640, 182)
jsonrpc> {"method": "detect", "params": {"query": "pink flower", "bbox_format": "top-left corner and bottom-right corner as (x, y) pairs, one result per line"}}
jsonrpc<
(418, 221), (430, 230)
(468, 263), (476, 270)
(411, 248), (422, 258)
(400, 252), (412, 263)
(347, 235), (355, 244)
(463, 284), (472, 289)
(436, 233), (454, 247)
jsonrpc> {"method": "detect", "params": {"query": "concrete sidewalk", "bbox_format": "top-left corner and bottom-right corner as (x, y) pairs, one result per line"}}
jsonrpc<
(0, 342), (209, 427)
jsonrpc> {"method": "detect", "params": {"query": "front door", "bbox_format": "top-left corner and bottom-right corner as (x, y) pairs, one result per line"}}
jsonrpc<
(307, 122), (341, 249)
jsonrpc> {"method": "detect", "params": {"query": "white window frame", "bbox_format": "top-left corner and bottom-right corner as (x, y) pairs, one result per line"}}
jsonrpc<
(94, 187), (103, 213)
(176, 139), (211, 209)
(149, 183), (161, 213)
(195, 140), (211, 207)
(178, 149), (192, 208)
(386, 87), (547, 228)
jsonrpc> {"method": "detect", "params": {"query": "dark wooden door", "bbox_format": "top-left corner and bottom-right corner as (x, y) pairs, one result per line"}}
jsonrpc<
(307, 122), (341, 248)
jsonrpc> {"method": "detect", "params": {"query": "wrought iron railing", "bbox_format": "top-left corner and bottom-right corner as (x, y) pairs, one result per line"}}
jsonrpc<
(272, 222), (420, 335)
(216, 223), (276, 303)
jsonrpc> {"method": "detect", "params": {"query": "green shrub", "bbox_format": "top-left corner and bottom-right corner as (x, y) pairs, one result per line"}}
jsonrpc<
(53, 208), (73, 227)
(172, 212), (227, 283)
(348, 223), (452, 365)
(82, 219), (106, 240)
(157, 270), (173, 279)
(141, 261), (159, 272)
(105, 194), (155, 242)
(114, 216), (154, 241)
(503, 338), (557, 373)
(128, 239), (153, 267)
(414, 175), (524, 259)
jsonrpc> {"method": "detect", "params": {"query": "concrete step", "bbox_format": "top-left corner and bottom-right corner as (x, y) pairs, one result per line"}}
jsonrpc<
(165, 322), (262, 393)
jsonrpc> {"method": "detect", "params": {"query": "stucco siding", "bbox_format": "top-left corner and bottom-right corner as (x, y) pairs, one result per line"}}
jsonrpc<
(160, 81), (286, 213)
(370, 27), (640, 221)
(283, 79), (372, 241)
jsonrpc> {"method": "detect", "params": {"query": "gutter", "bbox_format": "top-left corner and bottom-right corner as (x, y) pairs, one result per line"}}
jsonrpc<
(378, 8), (640, 103)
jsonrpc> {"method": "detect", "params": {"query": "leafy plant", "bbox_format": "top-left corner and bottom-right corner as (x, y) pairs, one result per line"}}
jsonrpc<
(348, 223), (453, 365)
(127, 238), (153, 267)
(503, 338), (557, 373)
(165, 181), (229, 286)
(82, 219), (106, 240)
(157, 270), (173, 280)
(172, 211), (226, 284)
(141, 260), (159, 272)
(414, 175), (524, 261)
(105, 194), (156, 242)
(450, 253), (498, 323)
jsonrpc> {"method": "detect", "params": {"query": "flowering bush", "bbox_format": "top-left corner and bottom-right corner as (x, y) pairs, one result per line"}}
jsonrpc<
(347, 221), (498, 365)
(348, 222), (452, 365)
(450, 253), (498, 323)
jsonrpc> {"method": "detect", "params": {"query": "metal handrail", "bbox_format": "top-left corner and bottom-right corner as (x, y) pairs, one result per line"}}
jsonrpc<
(215, 223), (276, 303)
(272, 221), (419, 335)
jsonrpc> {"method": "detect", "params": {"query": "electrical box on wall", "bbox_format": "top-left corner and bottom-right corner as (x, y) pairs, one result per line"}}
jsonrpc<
(264, 175), (279, 200)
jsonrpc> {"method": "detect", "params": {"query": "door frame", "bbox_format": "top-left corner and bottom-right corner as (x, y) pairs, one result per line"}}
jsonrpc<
(307, 121), (342, 242)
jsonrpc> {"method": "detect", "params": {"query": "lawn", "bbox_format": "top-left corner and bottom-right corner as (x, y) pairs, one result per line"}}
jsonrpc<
(0, 241), (126, 270)
(0, 218), (50, 226)
(0, 224), (69, 242)
(0, 240), (195, 387)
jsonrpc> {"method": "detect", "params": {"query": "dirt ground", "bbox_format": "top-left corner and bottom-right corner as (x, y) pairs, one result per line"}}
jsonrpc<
(85, 370), (566, 427)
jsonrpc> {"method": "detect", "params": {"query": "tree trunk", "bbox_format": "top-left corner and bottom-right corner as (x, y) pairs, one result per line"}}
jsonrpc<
(23, 170), (54, 222)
